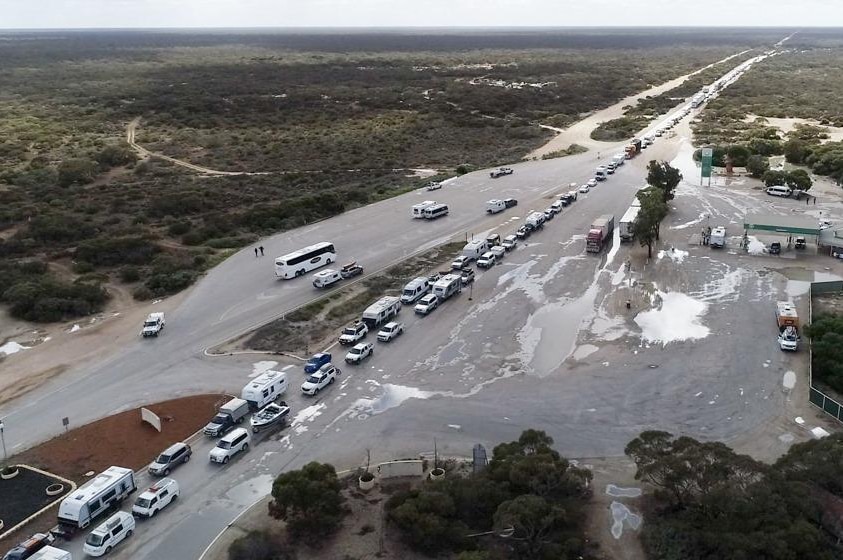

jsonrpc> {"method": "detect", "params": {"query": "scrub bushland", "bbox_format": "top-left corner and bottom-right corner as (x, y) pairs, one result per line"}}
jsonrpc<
(0, 30), (777, 321)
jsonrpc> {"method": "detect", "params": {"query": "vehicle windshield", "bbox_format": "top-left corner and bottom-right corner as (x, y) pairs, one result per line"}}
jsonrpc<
(350, 348), (361, 354)
(210, 415), (226, 425)
(86, 533), (105, 547)
(217, 441), (232, 450)
(155, 454), (171, 463)
(306, 374), (322, 384)
(143, 321), (156, 327)
(135, 497), (152, 508)
(342, 327), (356, 335)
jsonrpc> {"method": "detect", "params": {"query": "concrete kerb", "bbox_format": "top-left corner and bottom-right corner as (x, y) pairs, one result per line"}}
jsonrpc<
(0, 464), (77, 541)
(201, 236), (464, 357)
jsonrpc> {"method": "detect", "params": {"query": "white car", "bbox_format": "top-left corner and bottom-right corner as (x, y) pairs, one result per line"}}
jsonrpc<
(345, 342), (374, 364)
(502, 235), (518, 251)
(425, 181), (442, 191)
(414, 293), (439, 315)
(490, 246), (506, 261)
(476, 251), (497, 269)
(451, 255), (472, 270)
(338, 321), (368, 345)
(209, 428), (250, 464)
(578, 184), (590, 193)
(132, 478), (180, 518)
(778, 326), (798, 352)
(377, 322), (404, 342)
(587, 179), (597, 188)
(301, 363), (340, 395)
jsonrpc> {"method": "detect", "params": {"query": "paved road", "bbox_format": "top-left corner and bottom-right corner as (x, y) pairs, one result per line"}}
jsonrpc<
(2, 48), (801, 559)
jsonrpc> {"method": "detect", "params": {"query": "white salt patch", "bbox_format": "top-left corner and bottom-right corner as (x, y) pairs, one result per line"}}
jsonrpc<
(671, 212), (708, 230)
(69, 324), (81, 333)
(0, 341), (29, 356)
(573, 344), (599, 360)
(782, 371), (796, 389)
(357, 384), (432, 416)
(812, 427), (830, 438)
(610, 501), (642, 539)
(634, 291), (709, 345)
(291, 403), (326, 430)
(795, 416), (805, 425)
(447, 424), (461, 430)
(657, 248), (689, 263)
(606, 484), (642, 498)
(250, 360), (278, 378)
(747, 236), (766, 255)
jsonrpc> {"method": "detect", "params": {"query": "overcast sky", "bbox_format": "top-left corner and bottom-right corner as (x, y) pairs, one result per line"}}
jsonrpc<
(3, 0), (842, 29)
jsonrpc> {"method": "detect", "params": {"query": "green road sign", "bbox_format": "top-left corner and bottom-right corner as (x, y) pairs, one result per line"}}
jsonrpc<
(701, 147), (713, 178)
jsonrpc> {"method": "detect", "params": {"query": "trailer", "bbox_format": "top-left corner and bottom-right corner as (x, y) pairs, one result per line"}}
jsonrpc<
(619, 206), (640, 242)
(54, 466), (136, 538)
(586, 214), (615, 253)
(775, 302), (799, 330)
(361, 296), (401, 329)
(432, 274), (462, 301)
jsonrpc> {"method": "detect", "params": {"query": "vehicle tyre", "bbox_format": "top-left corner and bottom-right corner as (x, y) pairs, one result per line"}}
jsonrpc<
(106, 547), (113, 554)
(172, 493), (178, 501)
(223, 456), (229, 464)
(184, 455), (190, 463)
(242, 443), (249, 452)
(151, 508), (157, 517)
(329, 377), (335, 384)
(127, 530), (133, 538)
(163, 468), (170, 476)
(253, 426), (259, 433)
(326, 258), (332, 264)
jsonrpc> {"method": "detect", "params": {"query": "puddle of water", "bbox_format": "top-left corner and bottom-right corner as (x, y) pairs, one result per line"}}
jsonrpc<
(0, 341), (30, 355)
(610, 501), (642, 539)
(634, 291), (710, 346)
(225, 473), (274, 507)
(783, 371), (796, 390)
(356, 384), (433, 416)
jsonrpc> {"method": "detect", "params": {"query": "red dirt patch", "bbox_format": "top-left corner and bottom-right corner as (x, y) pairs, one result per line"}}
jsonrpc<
(15, 394), (227, 481)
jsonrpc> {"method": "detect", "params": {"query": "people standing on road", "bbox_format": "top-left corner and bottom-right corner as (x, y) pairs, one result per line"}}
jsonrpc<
(259, 246), (265, 256)
(254, 247), (259, 257)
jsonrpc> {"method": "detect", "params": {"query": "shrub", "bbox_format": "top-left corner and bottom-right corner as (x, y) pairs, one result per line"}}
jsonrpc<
(167, 221), (192, 236)
(72, 261), (94, 274)
(746, 155), (770, 178)
(132, 285), (154, 301)
(2, 278), (109, 322)
(269, 462), (345, 542)
(143, 270), (198, 296)
(27, 213), (97, 244)
(58, 158), (97, 187)
(118, 265), (141, 283)
(76, 236), (160, 267)
(227, 530), (293, 560)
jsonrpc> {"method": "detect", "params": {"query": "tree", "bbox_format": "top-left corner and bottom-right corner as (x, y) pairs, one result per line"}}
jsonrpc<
(784, 138), (810, 164)
(268, 462), (345, 542)
(494, 495), (567, 560)
(646, 160), (682, 203)
(386, 489), (469, 555)
(227, 530), (294, 560)
(745, 154), (770, 178)
(632, 188), (668, 258)
(95, 142), (137, 169)
(762, 169), (788, 187)
(785, 169), (813, 191)
(57, 158), (97, 187)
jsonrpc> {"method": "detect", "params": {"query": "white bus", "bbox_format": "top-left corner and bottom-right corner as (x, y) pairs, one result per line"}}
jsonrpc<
(274, 242), (337, 279)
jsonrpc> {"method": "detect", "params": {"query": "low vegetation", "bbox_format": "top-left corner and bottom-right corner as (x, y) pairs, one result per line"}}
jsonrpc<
(692, 44), (843, 183)
(539, 144), (588, 160)
(0, 30), (775, 320)
(627, 431), (843, 560)
(244, 241), (463, 353)
(806, 314), (843, 394)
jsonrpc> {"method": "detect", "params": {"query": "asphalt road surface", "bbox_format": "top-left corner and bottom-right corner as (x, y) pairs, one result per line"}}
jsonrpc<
(6, 48), (822, 560)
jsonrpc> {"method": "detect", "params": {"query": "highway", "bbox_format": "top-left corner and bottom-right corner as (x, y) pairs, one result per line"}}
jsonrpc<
(0, 49), (792, 559)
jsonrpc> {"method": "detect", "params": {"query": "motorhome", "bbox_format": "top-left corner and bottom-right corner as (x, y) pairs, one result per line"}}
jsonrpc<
(525, 212), (546, 230)
(411, 200), (437, 218)
(432, 274), (462, 301)
(462, 239), (490, 261)
(57, 466), (136, 534)
(361, 296), (401, 328)
(400, 277), (431, 304)
(710, 226), (727, 248)
(312, 268), (342, 288)
(241, 370), (288, 410)
(422, 203), (449, 219)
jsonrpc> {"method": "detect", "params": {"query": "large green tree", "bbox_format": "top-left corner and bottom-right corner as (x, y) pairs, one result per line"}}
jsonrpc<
(493, 495), (568, 560)
(785, 168), (813, 191)
(632, 187), (668, 258)
(57, 157), (97, 187)
(646, 160), (682, 203)
(745, 154), (770, 178)
(268, 462), (345, 541)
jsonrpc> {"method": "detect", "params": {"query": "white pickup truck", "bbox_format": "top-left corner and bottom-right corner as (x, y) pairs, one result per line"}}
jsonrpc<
(141, 312), (165, 337)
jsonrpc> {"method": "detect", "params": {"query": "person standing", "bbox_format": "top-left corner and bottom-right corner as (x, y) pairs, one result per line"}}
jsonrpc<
(259, 246), (265, 256)
(254, 247), (259, 258)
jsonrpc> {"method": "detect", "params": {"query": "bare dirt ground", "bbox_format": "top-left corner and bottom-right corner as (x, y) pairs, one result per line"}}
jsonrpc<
(13, 394), (224, 481)
(0, 288), (189, 407)
(584, 458), (647, 560)
(744, 114), (843, 143)
(526, 50), (751, 159)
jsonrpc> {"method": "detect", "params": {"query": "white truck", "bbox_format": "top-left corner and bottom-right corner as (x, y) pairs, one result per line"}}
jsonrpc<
(612, 154), (626, 168)
(595, 166), (608, 181)
(710, 226), (726, 248)
(619, 205), (640, 242)
(361, 296), (401, 329)
(55, 466), (136, 537)
(432, 274), (462, 301)
(486, 199), (506, 214)
(141, 312), (165, 337)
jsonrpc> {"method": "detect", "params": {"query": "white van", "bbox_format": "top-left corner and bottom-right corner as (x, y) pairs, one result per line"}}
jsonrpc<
(766, 185), (792, 197)
(486, 199), (506, 214)
(132, 478), (180, 518)
(462, 239), (490, 261)
(83, 511), (135, 557)
(423, 204), (449, 219)
(241, 370), (288, 410)
(411, 200), (437, 218)
(400, 277), (431, 304)
(312, 268), (342, 289)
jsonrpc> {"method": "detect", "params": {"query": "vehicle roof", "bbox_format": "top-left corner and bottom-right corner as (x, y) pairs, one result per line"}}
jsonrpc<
(92, 511), (133, 534)
(146, 312), (164, 320)
(63, 466), (133, 505)
(310, 352), (329, 359)
(220, 428), (248, 442)
(140, 478), (177, 498)
(404, 277), (429, 288)
(245, 370), (285, 389)
(504, 234), (517, 240)
(381, 321), (400, 328)
(161, 442), (187, 455)
(419, 293), (437, 301)
(352, 342), (370, 349)
(479, 252), (494, 258)
(314, 269), (338, 277)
